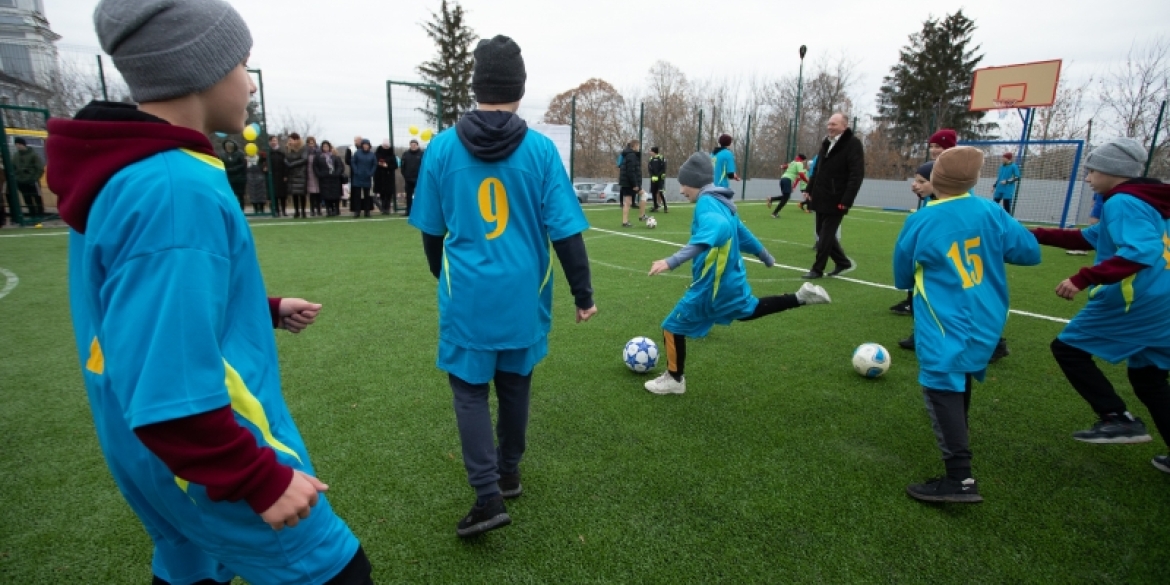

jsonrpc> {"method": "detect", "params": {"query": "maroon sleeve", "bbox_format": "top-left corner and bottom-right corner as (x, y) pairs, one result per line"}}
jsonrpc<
(1070, 257), (1148, 290)
(134, 406), (293, 514)
(1030, 227), (1093, 250)
(268, 297), (282, 328)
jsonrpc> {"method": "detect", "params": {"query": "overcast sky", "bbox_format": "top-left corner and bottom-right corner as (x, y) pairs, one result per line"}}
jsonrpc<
(47, 0), (1170, 142)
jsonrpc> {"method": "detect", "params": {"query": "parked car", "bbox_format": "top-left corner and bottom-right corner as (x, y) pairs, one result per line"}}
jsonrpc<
(574, 182), (596, 203)
(595, 183), (620, 203)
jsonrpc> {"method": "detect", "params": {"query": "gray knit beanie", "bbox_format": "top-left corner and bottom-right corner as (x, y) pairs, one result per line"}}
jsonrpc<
(1085, 138), (1146, 179)
(472, 35), (526, 104)
(678, 152), (714, 188)
(94, 0), (253, 103)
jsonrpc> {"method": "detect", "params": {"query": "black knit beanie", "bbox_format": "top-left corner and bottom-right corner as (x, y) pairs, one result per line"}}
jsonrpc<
(472, 35), (526, 104)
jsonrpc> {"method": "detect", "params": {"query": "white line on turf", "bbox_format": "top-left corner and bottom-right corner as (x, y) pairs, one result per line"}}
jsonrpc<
(589, 226), (1071, 325)
(0, 267), (18, 300)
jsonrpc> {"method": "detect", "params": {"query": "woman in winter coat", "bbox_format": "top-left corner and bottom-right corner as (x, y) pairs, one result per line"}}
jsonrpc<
(284, 133), (309, 218)
(349, 139), (377, 218)
(306, 136), (322, 217)
(314, 140), (346, 217)
(246, 152), (269, 214)
(220, 139), (247, 209)
(374, 139), (398, 215)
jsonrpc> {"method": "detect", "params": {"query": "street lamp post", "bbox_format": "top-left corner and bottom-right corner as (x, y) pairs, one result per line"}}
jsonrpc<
(791, 45), (807, 161)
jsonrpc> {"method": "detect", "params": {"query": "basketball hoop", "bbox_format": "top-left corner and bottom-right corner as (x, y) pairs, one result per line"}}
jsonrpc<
(993, 99), (1019, 120)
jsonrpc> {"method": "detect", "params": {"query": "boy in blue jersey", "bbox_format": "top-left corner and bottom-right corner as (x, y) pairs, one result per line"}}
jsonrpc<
(992, 152), (1021, 213)
(712, 134), (740, 188)
(893, 147), (1041, 503)
(409, 36), (598, 537)
(644, 153), (831, 395)
(1030, 138), (1170, 474)
(44, 1), (372, 584)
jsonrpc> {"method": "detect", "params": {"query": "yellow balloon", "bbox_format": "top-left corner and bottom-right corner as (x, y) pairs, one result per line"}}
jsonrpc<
(242, 126), (258, 141)
(244, 143), (258, 156)
(421, 129), (434, 142)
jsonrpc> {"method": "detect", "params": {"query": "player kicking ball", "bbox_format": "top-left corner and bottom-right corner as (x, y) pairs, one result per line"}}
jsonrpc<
(644, 152), (831, 395)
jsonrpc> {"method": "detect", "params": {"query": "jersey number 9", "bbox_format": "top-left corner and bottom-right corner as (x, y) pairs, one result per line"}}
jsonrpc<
(478, 178), (509, 240)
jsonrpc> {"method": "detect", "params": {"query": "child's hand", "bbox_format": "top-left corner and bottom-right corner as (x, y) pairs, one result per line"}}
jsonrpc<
(1056, 278), (1083, 300)
(261, 470), (328, 531)
(649, 260), (671, 276)
(576, 305), (598, 323)
(279, 298), (322, 333)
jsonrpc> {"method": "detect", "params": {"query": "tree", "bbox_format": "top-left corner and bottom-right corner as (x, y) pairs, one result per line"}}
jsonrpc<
(269, 108), (323, 141)
(1097, 36), (1169, 176)
(416, 0), (477, 128)
(544, 78), (627, 178)
(876, 10), (994, 157)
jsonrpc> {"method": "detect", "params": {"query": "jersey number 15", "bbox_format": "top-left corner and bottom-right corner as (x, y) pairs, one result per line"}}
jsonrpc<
(946, 237), (984, 289)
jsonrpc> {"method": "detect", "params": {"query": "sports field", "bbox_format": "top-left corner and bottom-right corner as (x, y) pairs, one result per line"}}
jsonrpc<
(1, 203), (1165, 584)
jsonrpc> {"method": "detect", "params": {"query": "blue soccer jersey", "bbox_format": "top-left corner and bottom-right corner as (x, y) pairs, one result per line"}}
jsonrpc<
(409, 127), (590, 380)
(994, 162), (1021, 201)
(712, 149), (737, 188)
(893, 195), (1041, 390)
(68, 149), (358, 584)
(662, 190), (764, 337)
(1059, 193), (1170, 367)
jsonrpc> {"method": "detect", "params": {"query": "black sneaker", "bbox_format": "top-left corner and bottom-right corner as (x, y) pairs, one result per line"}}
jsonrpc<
(890, 300), (912, 316)
(498, 474), (523, 499)
(622, 222), (632, 228)
(827, 264), (854, 277)
(1073, 415), (1152, 444)
(1152, 455), (1170, 474)
(898, 333), (915, 350)
(456, 494), (511, 538)
(989, 338), (1010, 363)
(906, 477), (983, 503)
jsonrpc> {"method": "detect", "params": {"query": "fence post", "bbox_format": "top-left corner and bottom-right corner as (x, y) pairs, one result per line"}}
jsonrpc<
(387, 81), (398, 212)
(1011, 108), (1037, 217)
(434, 84), (444, 130)
(96, 55), (109, 101)
(570, 94), (576, 183)
(638, 102), (644, 153)
(696, 108), (703, 153)
(1144, 100), (1166, 178)
(742, 114), (753, 200)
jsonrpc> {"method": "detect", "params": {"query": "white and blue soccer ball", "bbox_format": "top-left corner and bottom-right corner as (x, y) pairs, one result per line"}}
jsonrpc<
(646, 217), (658, 229)
(623, 336), (659, 373)
(852, 343), (891, 378)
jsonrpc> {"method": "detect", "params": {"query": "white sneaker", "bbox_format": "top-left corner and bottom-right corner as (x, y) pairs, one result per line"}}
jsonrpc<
(1066, 250), (1089, 256)
(644, 371), (686, 395)
(796, 282), (832, 305)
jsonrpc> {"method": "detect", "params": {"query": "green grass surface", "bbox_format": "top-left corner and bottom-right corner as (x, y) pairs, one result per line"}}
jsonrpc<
(1, 203), (1167, 584)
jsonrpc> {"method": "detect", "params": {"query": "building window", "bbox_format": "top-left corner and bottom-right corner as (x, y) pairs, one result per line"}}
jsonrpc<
(0, 42), (33, 84)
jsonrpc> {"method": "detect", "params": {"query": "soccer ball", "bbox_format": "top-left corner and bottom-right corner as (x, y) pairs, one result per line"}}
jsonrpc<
(646, 217), (658, 229)
(623, 336), (659, 373)
(852, 343), (891, 378)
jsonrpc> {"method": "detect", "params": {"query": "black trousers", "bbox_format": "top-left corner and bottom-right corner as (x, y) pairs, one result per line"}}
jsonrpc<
(404, 179), (417, 215)
(1051, 338), (1170, 446)
(772, 178), (793, 215)
(18, 182), (42, 217)
(351, 186), (372, 213)
(151, 546), (373, 585)
(923, 375), (974, 478)
(811, 213), (850, 273)
(292, 193), (306, 215)
(650, 179), (667, 210)
(310, 193), (322, 215)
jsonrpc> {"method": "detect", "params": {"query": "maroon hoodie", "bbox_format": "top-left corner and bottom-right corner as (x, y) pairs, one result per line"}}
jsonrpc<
(49, 102), (291, 514)
(1032, 178), (1170, 290)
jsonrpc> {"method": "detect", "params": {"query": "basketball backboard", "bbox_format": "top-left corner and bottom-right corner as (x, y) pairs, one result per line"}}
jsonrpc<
(969, 60), (1062, 111)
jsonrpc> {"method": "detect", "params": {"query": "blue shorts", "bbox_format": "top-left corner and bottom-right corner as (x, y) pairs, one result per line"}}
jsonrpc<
(1057, 331), (1170, 370)
(439, 337), (548, 384)
(661, 294), (758, 338)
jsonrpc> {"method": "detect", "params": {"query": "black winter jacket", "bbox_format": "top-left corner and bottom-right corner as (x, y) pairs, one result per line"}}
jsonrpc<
(647, 154), (666, 181)
(807, 128), (865, 216)
(619, 147), (642, 189)
(400, 149), (424, 181)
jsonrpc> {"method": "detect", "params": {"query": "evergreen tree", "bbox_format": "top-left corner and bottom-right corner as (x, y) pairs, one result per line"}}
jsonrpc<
(416, 0), (477, 128)
(876, 10), (994, 156)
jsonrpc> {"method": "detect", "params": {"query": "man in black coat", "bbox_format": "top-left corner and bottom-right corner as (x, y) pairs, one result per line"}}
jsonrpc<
(399, 138), (424, 217)
(619, 139), (645, 227)
(803, 113), (864, 279)
(267, 135), (288, 216)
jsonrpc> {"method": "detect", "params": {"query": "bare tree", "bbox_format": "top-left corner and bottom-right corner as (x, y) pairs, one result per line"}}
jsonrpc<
(269, 108), (323, 140)
(544, 78), (627, 177)
(1098, 37), (1169, 141)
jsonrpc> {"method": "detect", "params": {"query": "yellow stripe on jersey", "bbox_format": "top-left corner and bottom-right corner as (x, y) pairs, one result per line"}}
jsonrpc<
(540, 239), (554, 294)
(915, 264), (946, 336)
(180, 148), (226, 170)
(698, 241), (732, 301)
(224, 361), (303, 464)
(1121, 274), (1136, 313)
(86, 336), (104, 375)
(443, 233), (452, 297)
